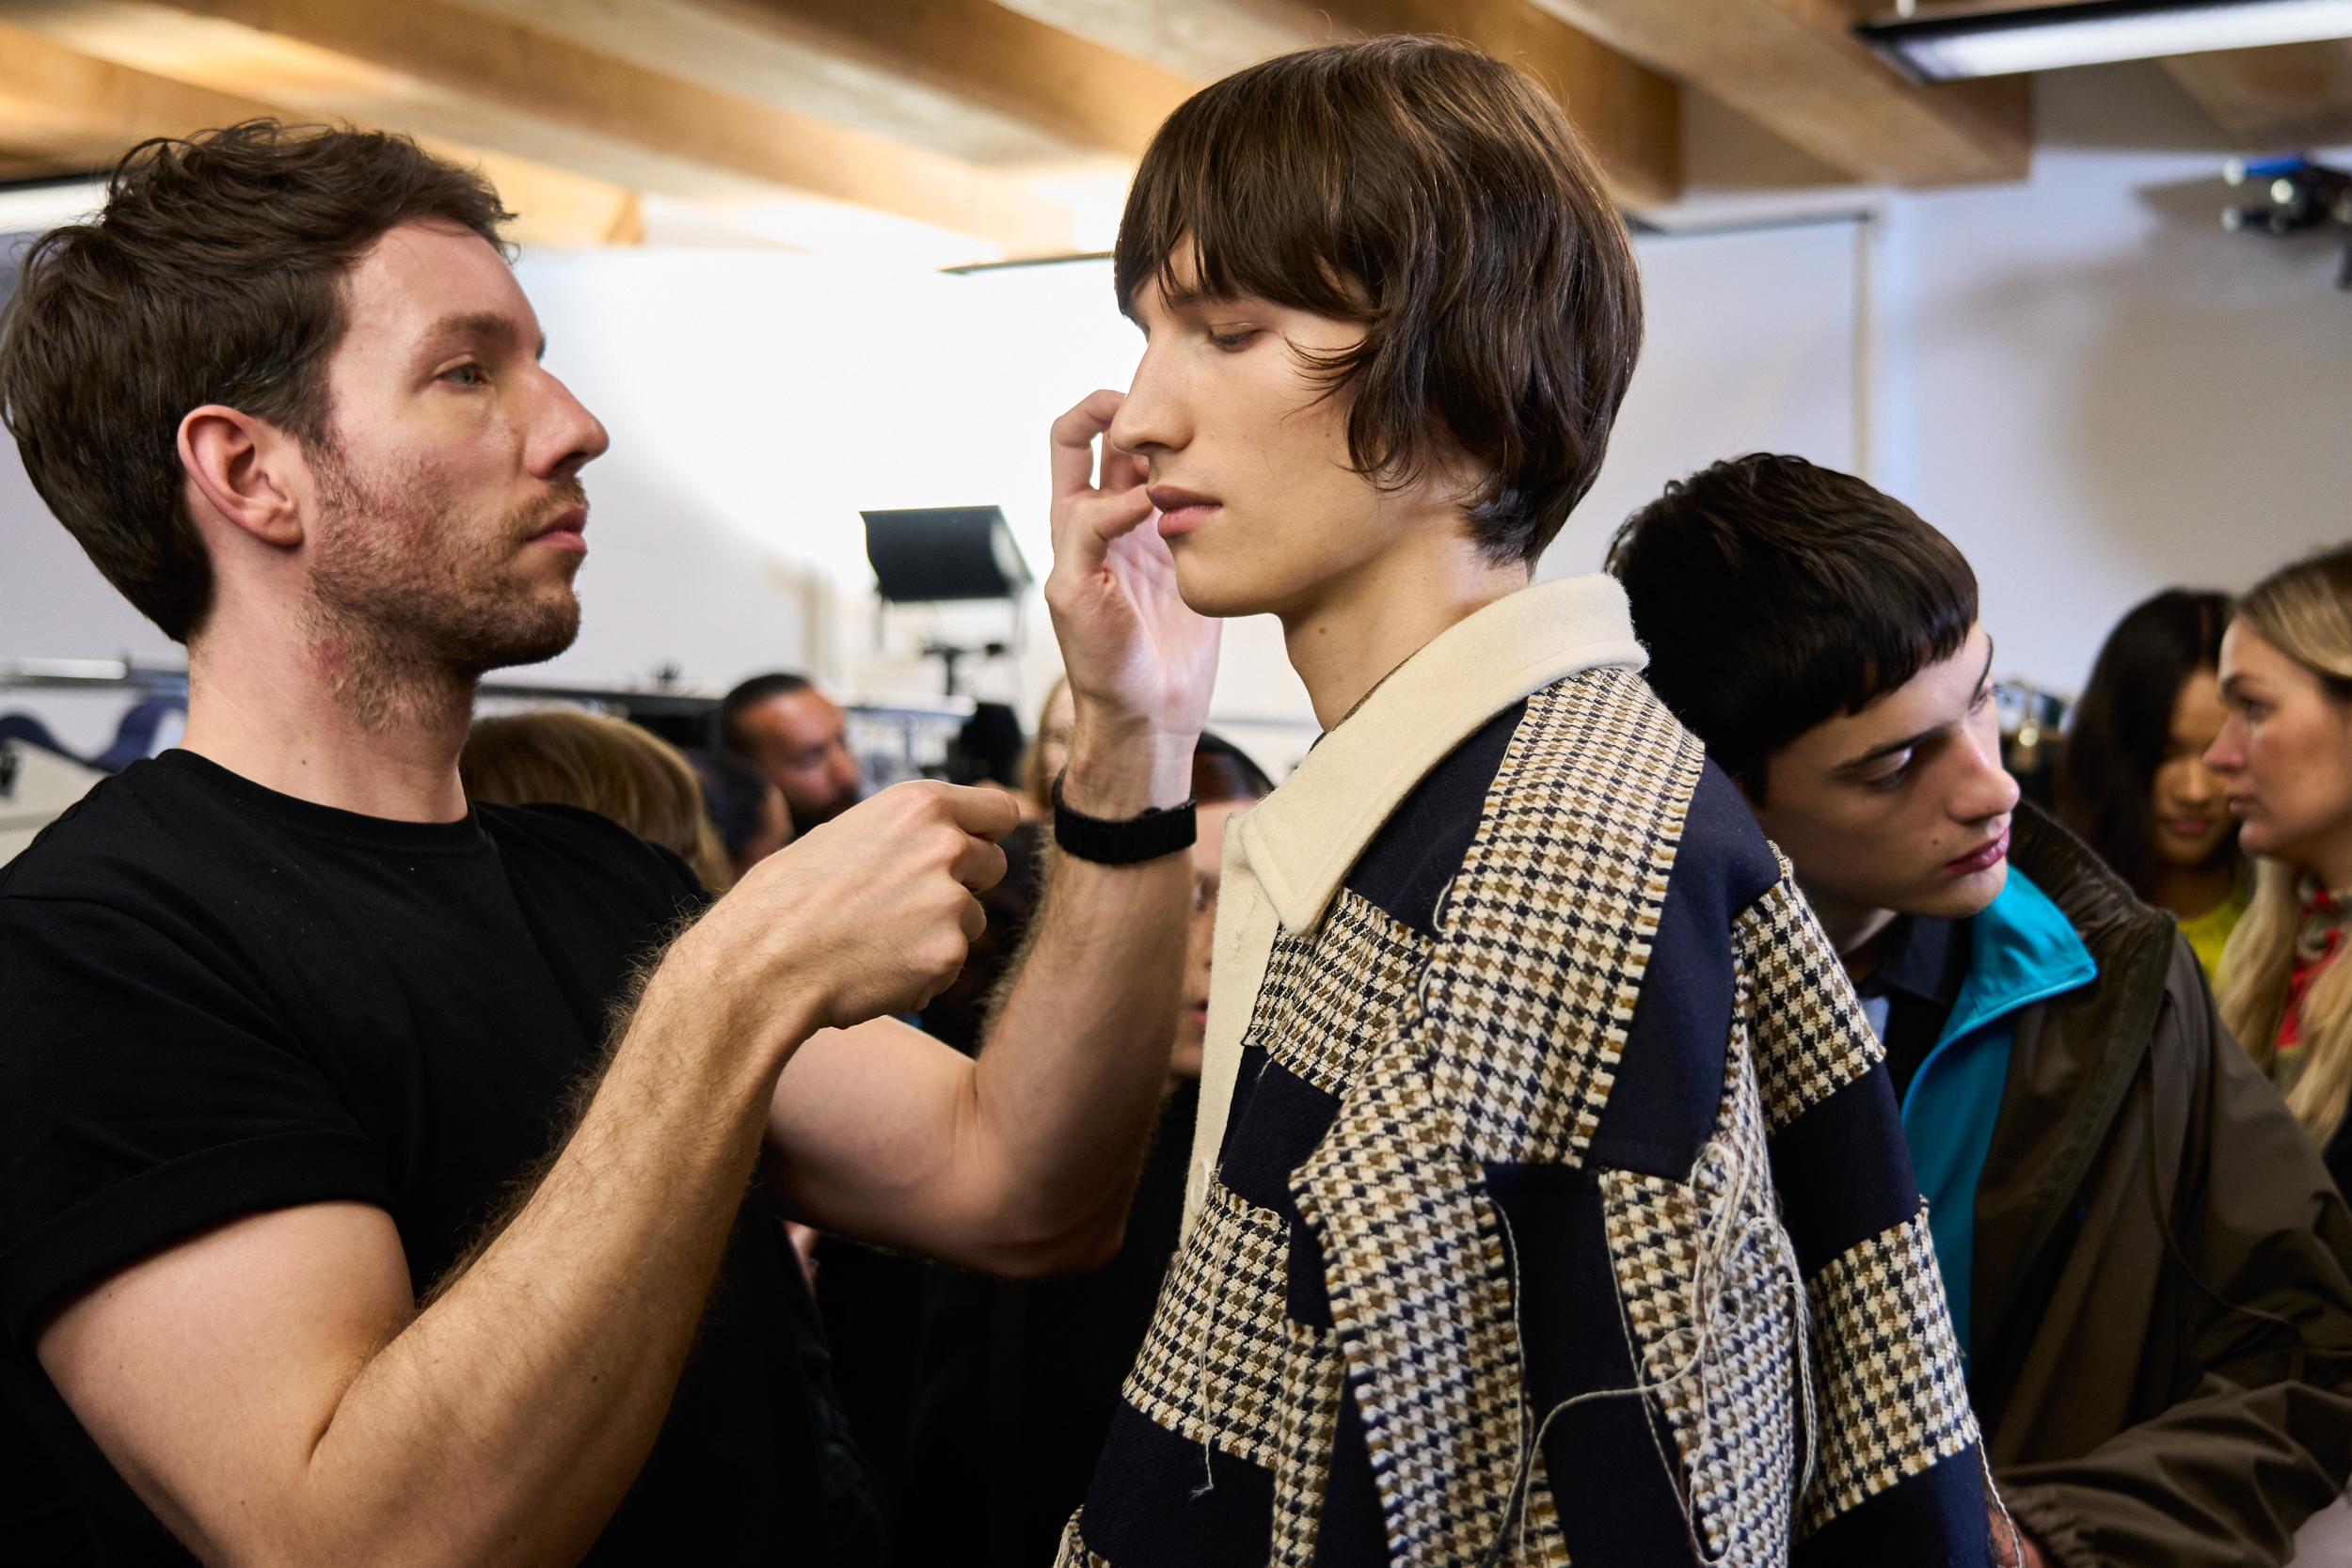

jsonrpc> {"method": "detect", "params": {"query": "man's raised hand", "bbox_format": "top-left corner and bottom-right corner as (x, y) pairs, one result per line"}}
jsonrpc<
(1044, 389), (1218, 813)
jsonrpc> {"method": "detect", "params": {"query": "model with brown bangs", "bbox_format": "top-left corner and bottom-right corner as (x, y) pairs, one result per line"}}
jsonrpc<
(1053, 35), (1992, 1568)
(1112, 35), (1638, 575)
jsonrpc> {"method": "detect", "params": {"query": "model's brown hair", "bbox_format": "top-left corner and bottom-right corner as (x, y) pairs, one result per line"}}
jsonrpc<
(462, 709), (733, 893)
(2217, 544), (2352, 1138)
(0, 121), (512, 643)
(1115, 36), (1642, 566)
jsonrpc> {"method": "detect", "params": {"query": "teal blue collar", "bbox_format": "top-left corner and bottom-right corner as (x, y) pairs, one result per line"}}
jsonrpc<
(1937, 868), (2098, 1051)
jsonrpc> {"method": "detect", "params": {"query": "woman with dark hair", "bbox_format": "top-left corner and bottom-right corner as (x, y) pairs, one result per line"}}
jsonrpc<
(2060, 589), (2245, 978)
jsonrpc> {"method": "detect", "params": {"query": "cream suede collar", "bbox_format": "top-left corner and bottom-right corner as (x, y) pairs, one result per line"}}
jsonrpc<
(1183, 573), (1650, 1233)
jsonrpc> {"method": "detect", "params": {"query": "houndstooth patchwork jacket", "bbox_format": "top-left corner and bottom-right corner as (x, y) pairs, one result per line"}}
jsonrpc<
(1060, 577), (1994, 1567)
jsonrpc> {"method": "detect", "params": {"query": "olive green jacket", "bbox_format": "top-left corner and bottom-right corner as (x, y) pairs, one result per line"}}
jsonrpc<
(1981, 808), (2352, 1566)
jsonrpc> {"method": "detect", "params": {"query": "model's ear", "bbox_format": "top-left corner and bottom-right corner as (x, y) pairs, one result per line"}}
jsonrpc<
(177, 404), (310, 549)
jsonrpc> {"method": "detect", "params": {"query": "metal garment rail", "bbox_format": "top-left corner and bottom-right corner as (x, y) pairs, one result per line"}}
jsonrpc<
(0, 658), (977, 781)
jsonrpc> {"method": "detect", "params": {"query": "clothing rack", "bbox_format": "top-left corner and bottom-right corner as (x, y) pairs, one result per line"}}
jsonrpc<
(0, 658), (978, 784)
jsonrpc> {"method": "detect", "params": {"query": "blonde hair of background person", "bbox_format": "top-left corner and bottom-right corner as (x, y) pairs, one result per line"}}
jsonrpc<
(2217, 544), (2352, 1138)
(462, 709), (734, 893)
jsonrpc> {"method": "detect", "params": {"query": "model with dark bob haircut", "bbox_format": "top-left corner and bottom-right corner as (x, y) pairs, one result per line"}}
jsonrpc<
(0, 121), (511, 643)
(1060, 39), (1990, 1568)
(1114, 35), (1640, 566)
(1607, 451), (1979, 796)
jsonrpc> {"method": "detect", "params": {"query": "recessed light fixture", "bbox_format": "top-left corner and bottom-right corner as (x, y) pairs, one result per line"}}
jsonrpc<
(1856, 0), (2352, 84)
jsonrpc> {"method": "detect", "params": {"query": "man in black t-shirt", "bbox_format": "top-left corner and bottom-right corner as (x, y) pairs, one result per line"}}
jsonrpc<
(0, 125), (1217, 1564)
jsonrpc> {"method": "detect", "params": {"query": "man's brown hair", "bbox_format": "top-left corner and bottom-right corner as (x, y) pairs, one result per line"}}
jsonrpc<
(0, 121), (512, 643)
(1115, 36), (1642, 565)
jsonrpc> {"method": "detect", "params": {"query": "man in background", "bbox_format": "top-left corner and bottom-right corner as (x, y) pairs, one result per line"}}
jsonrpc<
(1610, 452), (2352, 1568)
(723, 671), (864, 832)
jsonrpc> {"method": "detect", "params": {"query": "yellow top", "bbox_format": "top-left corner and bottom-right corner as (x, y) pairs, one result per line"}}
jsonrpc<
(2178, 878), (2252, 986)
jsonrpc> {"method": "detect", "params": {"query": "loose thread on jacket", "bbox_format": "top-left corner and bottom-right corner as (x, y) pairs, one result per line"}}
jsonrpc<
(1188, 1202), (1245, 1498)
(1477, 1132), (1815, 1568)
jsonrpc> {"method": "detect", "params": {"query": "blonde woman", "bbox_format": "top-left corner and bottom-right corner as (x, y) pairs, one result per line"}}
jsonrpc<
(2213, 543), (2352, 1187)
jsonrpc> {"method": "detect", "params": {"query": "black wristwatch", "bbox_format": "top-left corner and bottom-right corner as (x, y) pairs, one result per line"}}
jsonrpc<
(1052, 773), (1197, 864)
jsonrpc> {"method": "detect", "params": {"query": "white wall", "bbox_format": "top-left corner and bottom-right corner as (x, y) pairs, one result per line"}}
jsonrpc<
(1874, 66), (2352, 699)
(1542, 215), (1864, 576)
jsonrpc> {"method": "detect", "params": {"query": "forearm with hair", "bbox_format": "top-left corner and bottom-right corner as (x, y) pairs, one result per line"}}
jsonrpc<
(279, 918), (809, 1568)
(423, 910), (699, 1307)
(952, 837), (1188, 1271)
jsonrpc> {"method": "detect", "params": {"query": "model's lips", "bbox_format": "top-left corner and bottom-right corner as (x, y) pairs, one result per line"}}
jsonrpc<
(1148, 484), (1219, 537)
(2165, 815), (2220, 838)
(528, 504), (589, 554)
(2227, 794), (2257, 818)
(1945, 827), (2010, 877)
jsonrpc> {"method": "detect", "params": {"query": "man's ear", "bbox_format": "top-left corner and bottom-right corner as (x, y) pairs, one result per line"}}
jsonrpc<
(177, 404), (310, 549)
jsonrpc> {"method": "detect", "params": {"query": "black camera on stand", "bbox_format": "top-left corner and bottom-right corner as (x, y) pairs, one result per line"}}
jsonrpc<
(2221, 155), (2352, 289)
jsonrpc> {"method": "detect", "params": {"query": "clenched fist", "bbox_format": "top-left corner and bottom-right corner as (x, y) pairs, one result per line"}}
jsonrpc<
(677, 781), (1021, 1050)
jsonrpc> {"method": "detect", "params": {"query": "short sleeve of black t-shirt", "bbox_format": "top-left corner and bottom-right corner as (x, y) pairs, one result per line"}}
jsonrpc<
(0, 751), (875, 1565)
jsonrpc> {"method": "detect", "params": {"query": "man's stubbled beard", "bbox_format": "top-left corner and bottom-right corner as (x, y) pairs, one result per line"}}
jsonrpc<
(305, 439), (585, 733)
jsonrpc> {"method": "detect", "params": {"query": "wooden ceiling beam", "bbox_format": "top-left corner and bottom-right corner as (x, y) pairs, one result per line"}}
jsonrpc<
(2165, 40), (2352, 150)
(997, 0), (1681, 208)
(0, 14), (279, 170)
(4, 0), (1073, 255)
(989, 0), (1303, 82)
(1308, 0), (1680, 208)
(436, 0), (1090, 168)
(0, 15), (644, 246)
(1527, 0), (2030, 186)
(671, 0), (1197, 158)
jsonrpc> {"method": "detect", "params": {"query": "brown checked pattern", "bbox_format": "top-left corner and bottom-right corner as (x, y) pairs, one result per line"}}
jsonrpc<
(1422, 668), (1704, 1166)
(1740, 868), (1885, 1134)
(1063, 670), (1980, 1567)
(1270, 1319), (1345, 1566)
(1291, 673), (1704, 1563)
(1121, 1182), (1293, 1474)
(1249, 889), (1431, 1098)
(1801, 1206), (1978, 1535)
(1601, 1044), (1804, 1566)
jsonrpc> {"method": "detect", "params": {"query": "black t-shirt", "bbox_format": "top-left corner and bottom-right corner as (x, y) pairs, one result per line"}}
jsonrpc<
(0, 750), (880, 1565)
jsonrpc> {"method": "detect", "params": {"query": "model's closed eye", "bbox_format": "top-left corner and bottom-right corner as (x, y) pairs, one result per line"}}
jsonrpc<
(1207, 328), (1263, 352)
(1862, 754), (1913, 791)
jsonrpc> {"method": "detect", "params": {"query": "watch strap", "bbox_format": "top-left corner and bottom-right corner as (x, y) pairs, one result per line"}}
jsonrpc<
(1052, 773), (1198, 864)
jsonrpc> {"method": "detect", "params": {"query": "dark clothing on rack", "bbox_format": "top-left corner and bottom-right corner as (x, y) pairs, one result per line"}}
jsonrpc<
(893, 1078), (1200, 1568)
(0, 750), (882, 1566)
